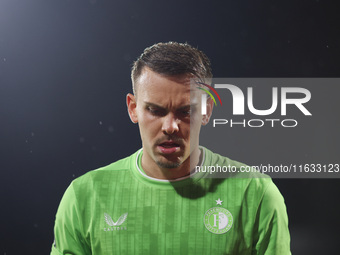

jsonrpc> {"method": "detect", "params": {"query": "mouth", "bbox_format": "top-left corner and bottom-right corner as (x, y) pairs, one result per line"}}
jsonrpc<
(157, 141), (181, 154)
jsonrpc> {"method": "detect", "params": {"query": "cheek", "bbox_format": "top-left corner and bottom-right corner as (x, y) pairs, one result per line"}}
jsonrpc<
(190, 113), (204, 129)
(137, 110), (154, 125)
(139, 115), (160, 137)
(189, 120), (203, 140)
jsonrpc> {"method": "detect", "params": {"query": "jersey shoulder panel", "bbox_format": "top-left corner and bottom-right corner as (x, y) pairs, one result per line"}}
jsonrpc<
(201, 146), (274, 204)
(71, 151), (137, 185)
(203, 146), (272, 183)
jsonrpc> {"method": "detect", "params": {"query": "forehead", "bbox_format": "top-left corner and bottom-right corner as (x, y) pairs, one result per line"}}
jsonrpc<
(135, 68), (197, 105)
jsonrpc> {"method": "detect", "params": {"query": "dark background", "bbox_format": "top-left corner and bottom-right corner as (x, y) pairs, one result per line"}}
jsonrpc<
(0, 0), (339, 254)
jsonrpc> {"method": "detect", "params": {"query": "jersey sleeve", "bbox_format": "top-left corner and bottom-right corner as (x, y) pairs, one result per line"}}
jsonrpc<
(252, 181), (291, 255)
(50, 182), (91, 255)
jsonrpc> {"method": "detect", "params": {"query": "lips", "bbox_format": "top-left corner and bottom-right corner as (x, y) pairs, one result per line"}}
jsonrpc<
(157, 140), (181, 154)
(159, 141), (180, 147)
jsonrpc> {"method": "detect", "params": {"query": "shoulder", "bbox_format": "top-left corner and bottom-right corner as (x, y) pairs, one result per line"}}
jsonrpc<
(70, 150), (140, 191)
(201, 146), (275, 198)
(203, 146), (272, 180)
(202, 147), (288, 214)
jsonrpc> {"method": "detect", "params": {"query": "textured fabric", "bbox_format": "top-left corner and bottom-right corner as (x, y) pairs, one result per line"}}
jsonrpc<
(51, 147), (291, 255)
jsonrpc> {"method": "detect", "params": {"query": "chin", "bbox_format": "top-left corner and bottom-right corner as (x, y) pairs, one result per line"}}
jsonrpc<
(155, 160), (181, 169)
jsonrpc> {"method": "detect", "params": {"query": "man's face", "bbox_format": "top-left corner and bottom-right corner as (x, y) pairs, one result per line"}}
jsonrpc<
(127, 68), (211, 171)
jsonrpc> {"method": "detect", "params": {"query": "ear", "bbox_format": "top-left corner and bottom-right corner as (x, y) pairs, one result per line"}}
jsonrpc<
(201, 97), (214, 126)
(126, 93), (138, 123)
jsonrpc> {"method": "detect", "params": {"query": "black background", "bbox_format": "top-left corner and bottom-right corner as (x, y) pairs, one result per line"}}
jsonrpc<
(0, 0), (339, 254)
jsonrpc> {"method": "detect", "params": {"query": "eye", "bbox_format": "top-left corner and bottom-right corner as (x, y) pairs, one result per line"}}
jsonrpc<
(177, 107), (193, 118)
(147, 106), (166, 116)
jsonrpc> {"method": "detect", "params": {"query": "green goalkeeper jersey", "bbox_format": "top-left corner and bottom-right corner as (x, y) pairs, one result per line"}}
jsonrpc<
(51, 147), (291, 255)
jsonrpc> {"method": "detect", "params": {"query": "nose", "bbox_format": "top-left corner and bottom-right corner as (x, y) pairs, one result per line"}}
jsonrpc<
(162, 113), (179, 135)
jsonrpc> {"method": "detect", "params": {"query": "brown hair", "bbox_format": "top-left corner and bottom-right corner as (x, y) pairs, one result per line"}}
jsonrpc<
(131, 42), (212, 94)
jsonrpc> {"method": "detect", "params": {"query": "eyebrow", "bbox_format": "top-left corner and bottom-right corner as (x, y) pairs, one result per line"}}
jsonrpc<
(144, 102), (197, 110)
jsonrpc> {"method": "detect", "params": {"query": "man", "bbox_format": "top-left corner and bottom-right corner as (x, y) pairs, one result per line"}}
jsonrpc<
(51, 42), (291, 254)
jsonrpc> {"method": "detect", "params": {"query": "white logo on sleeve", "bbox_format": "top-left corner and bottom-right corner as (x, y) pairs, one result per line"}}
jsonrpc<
(103, 212), (128, 231)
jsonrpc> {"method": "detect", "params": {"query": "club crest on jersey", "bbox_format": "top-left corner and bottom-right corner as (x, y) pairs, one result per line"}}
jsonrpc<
(204, 199), (233, 234)
(103, 212), (128, 231)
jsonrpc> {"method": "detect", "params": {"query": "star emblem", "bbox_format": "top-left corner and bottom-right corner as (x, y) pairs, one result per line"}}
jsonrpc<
(216, 198), (223, 205)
